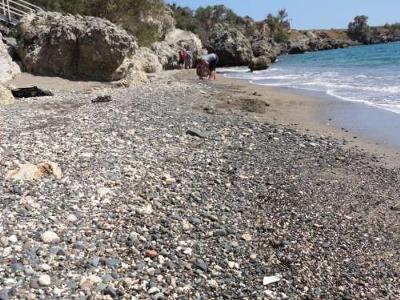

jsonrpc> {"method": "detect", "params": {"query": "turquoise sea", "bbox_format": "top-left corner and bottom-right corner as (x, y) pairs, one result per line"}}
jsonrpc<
(225, 42), (400, 114)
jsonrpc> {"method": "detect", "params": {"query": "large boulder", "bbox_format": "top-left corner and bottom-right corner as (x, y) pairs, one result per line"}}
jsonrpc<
(112, 47), (162, 86)
(249, 56), (273, 72)
(16, 12), (138, 81)
(151, 29), (203, 69)
(207, 24), (253, 66)
(0, 33), (20, 84)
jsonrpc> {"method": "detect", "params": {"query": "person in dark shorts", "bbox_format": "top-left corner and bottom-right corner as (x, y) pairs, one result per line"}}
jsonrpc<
(185, 50), (193, 69)
(203, 53), (219, 80)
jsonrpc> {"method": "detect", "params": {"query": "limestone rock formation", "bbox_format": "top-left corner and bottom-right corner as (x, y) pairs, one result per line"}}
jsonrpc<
(207, 24), (253, 66)
(113, 47), (162, 86)
(16, 12), (137, 81)
(0, 33), (20, 84)
(0, 84), (14, 105)
(152, 29), (203, 69)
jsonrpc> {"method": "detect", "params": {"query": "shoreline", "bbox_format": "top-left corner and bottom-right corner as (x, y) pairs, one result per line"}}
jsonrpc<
(9, 71), (400, 168)
(209, 72), (400, 167)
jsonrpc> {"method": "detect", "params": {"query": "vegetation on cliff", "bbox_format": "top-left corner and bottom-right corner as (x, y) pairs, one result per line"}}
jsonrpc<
(348, 15), (370, 43)
(31, 0), (174, 46)
(170, 4), (292, 44)
(171, 4), (256, 43)
(265, 9), (291, 43)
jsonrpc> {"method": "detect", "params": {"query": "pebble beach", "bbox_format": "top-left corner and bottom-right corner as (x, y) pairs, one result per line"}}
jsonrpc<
(0, 72), (399, 299)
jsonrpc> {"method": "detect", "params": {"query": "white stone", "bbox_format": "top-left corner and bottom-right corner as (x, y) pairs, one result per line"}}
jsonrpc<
(241, 233), (252, 241)
(80, 275), (101, 290)
(8, 235), (18, 243)
(162, 173), (176, 184)
(263, 274), (283, 285)
(20, 196), (41, 209)
(135, 204), (153, 215)
(207, 279), (218, 288)
(40, 263), (51, 271)
(183, 248), (192, 256)
(41, 231), (60, 244)
(38, 274), (51, 286)
(97, 187), (112, 198)
(67, 214), (78, 223)
(148, 287), (160, 294)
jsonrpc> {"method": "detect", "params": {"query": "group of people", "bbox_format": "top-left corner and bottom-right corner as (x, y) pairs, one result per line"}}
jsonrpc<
(178, 49), (193, 70)
(178, 48), (219, 81)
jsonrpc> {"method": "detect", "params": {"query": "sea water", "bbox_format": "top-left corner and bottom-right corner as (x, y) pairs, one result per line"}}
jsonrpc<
(224, 42), (400, 114)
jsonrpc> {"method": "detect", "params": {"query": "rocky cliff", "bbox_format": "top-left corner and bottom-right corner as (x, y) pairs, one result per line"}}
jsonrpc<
(6, 11), (202, 82)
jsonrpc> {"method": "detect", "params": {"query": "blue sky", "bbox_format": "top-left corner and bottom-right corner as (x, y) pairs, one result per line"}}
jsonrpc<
(166, 0), (399, 29)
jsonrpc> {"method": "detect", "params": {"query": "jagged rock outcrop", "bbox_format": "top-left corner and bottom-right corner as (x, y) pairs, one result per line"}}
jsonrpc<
(152, 29), (203, 69)
(208, 24), (253, 66)
(251, 37), (281, 58)
(286, 30), (354, 54)
(0, 33), (20, 84)
(16, 12), (138, 81)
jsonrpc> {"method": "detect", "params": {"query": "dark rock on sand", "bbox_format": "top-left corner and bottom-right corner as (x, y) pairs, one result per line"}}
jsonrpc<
(186, 128), (207, 138)
(11, 86), (53, 98)
(16, 12), (137, 81)
(92, 95), (112, 103)
(249, 55), (273, 71)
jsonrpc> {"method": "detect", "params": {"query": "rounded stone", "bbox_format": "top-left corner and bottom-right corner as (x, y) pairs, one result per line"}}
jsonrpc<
(38, 274), (51, 286)
(41, 231), (60, 244)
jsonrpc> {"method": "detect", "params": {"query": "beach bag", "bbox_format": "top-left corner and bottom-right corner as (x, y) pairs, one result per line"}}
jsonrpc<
(196, 60), (209, 78)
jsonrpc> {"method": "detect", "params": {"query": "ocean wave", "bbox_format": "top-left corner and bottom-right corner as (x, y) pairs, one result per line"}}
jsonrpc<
(224, 42), (400, 115)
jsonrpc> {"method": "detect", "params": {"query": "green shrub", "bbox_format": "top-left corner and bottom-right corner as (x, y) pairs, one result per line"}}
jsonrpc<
(274, 30), (290, 43)
(348, 15), (370, 43)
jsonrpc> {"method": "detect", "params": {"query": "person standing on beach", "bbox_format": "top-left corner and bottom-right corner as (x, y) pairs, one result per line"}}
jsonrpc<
(178, 49), (186, 69)
(185, 50), (193, 69)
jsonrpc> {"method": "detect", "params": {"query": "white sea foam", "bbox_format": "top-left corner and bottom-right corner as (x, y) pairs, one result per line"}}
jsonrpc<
(224, 52), (400, 115)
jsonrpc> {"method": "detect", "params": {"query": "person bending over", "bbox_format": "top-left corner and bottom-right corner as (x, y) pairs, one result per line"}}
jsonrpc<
(203, 53), (219, 80)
